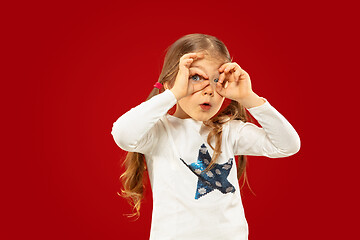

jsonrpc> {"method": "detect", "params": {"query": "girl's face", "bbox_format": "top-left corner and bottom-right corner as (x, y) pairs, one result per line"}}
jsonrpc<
(173, 55), (226, 121)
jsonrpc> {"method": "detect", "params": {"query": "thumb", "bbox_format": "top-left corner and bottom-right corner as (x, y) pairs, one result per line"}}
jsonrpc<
(192, 80), (210, 93)
(215, 82), (226, 97)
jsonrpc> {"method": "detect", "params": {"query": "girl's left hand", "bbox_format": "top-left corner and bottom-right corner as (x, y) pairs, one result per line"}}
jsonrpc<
(216, 62), (254, 101)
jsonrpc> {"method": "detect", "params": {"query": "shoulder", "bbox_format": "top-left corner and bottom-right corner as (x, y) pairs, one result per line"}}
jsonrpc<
(224, 118), (247, 131)
(224, 118), (261, 140)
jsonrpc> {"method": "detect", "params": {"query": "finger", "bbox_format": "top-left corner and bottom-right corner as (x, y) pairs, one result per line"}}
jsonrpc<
(233, 68), (241, 82)
(180, 56), (194, 64)
(183, 52), (205, 61)
(218, 72), (226, 84)
(195, 52), (205, 59)
(218, 63), (230, 72)
(182, 52), (198, 59)
(192, 80), (210, 92)
(180, 58), (194, 69)
(190, 68), (209, 80)
(215, 82), (226, 96)
(224, 64), (236, 74)
(181, 53), (205, 69)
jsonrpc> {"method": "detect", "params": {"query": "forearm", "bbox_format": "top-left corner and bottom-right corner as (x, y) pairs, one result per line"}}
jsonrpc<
(246, 99), (301, 156)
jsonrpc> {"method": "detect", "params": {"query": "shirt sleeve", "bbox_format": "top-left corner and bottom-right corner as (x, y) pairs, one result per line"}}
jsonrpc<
(111, 89), (177, 154)
(229, 98), (301, 158)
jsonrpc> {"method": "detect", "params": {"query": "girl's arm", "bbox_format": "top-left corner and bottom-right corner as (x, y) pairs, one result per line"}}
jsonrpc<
(111, 89), (177, 154)
(230, 98), (301, 158)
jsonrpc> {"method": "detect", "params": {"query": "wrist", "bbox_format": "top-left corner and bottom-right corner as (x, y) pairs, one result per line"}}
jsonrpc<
(236, 92), (266, 109)
(170, 89), (184, 101)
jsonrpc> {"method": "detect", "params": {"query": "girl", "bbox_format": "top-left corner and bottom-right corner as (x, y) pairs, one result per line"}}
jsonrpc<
(111, 33), (300, 240)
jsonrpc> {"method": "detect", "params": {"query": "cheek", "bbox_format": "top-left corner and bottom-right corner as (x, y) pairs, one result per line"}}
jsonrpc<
(178, 97), (194, 110)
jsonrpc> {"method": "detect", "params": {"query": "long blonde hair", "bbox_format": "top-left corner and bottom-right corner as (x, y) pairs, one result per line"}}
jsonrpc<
(118, 33), (254, 220)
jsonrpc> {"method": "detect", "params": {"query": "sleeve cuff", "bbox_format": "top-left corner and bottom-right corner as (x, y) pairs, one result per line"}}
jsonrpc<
(163, 89), (178, 105)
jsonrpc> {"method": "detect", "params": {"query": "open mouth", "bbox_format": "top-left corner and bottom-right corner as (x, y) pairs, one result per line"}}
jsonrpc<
(200, 102), (211, 110)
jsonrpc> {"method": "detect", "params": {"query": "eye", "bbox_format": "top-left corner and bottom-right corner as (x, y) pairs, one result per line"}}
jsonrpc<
(190, 74), (202, 81)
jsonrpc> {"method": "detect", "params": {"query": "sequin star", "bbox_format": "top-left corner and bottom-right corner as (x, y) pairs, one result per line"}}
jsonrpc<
(180, 144), (236, 199)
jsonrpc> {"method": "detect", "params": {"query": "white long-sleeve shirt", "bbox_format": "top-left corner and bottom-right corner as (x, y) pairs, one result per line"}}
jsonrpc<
(111, 89), (300, 240)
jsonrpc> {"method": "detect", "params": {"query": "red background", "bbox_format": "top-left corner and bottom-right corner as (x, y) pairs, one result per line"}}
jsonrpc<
(3, 0), (359, 239)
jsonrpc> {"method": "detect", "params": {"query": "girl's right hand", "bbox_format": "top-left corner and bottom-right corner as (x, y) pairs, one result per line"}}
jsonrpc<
(170, 52), (210, 100)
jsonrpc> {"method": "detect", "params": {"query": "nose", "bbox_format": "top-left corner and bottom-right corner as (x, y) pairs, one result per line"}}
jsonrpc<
(202, 83), (214, 96)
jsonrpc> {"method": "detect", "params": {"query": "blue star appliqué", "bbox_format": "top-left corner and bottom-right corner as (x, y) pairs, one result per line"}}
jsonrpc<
(180, 144), (236, 199)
